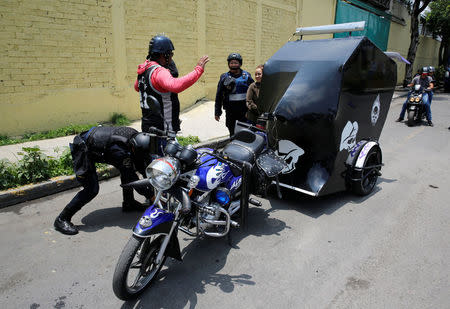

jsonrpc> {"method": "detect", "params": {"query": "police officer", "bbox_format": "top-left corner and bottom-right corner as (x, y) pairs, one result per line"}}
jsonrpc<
(54, 126), (154, 235)
(215, 53), (254, 136)
(134, 34), (209, 133)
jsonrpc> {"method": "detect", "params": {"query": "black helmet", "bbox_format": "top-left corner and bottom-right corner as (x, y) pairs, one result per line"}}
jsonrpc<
(227, 53), (242, 65)
(130, 133), (151, 154)
(419, 66), (429, 74)
(148, 35), (175, 56)
(428, 66), (435, 73)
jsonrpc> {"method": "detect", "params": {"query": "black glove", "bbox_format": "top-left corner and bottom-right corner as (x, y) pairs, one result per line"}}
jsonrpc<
(223, 76), (236, 91)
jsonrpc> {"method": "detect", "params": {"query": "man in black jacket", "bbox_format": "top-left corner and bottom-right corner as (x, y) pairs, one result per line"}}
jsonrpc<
(215, 53), (254, 136)
(54, 126), (154, 235)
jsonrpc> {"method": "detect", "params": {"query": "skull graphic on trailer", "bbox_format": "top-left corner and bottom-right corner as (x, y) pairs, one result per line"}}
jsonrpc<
(340, 121), (359, 151)
(277, 140), (305, 174)
(371, 94), (381, 125)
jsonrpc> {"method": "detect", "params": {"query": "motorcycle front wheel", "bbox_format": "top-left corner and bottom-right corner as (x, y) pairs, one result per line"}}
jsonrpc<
(407, 110), (415, 127)
(112, 234), (167, 300)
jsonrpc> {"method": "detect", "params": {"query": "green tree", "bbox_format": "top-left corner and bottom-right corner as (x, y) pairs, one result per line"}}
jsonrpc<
(401, 0), (433, 86)
(426, 0), (450, 67)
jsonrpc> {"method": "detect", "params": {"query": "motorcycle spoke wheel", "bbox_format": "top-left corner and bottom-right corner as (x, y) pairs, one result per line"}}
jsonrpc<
(113, 235), (167, 300)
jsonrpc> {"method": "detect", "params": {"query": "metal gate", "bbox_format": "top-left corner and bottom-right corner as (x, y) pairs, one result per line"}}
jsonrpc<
(334, 0), (391, 51)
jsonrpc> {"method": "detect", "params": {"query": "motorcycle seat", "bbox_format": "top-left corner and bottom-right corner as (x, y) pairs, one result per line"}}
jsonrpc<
(222, 129), (265, 163)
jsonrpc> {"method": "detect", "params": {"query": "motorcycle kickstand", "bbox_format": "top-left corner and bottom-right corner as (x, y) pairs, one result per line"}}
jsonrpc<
(227, 229), (233, 246)
(275, 176), (283, 199)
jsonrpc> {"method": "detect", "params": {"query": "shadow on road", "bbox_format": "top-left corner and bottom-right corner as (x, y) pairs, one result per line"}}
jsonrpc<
(120, 206), (289, 309)
(78, 207), (142, 232)
(267, 177), (396, 219)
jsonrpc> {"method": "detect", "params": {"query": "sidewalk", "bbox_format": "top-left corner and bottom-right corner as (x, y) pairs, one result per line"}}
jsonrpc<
(0, 100), (228, 163)
(0, 92), (408, 162)
(0, 92), (407, 208)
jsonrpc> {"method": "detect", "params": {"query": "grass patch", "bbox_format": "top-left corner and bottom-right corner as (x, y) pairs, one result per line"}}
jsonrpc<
(0, 146), (112, 191)
(110, 113), (131, 126)
(0, 113), (132, 146)
(0, 146), (71, 190)
(0, 133), (201, 190)
(177, 135), (201, 146)
(0, 124), (95, 146)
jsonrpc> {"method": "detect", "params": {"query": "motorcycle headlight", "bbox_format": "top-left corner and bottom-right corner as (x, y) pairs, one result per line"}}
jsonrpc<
(409, 97), (415, 102)
(146, 157), (181, 191)
(415, 97), (421, 102)
(215, 188), (231, 206)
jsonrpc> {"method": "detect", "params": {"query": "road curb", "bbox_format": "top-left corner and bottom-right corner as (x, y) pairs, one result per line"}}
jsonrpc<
(0, 137), (229, 209)
(0, 167), (120, 209)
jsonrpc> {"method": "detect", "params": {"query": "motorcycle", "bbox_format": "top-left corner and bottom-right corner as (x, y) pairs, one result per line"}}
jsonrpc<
(406, 84), (428, 127)
(112, 114), (288, 300)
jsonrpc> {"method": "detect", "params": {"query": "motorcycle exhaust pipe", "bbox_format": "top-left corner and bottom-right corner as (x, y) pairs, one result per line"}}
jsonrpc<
(204, 206), (231, 237)
(248, 198), (262, 207)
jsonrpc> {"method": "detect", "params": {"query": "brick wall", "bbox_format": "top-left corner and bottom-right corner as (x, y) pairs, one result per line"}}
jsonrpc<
(0, 0), (333, 135)
(0, 0), (113, 95)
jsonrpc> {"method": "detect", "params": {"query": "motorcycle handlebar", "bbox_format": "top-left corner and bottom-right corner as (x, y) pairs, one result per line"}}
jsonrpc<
(148, 127), (177, 139)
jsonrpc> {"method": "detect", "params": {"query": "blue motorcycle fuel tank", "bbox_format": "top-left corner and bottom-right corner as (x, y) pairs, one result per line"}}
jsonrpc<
(194, 148), (240, 192)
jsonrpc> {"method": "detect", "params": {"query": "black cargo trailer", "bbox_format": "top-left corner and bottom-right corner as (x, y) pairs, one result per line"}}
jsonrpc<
(257, 24), (398, 197)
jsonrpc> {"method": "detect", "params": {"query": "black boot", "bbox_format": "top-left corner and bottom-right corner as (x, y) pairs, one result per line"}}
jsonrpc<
(54, 205), (79, 235)
(122, 200), (144, 212)
(122, 186), (145, 212)
(54, 216), (78, 235)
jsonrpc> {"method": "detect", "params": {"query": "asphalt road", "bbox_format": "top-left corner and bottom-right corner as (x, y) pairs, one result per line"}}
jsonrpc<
(1, 94), (449, 309)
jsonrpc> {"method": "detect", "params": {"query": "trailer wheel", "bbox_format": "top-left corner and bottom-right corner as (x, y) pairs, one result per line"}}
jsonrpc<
(352, 147), (381, 196)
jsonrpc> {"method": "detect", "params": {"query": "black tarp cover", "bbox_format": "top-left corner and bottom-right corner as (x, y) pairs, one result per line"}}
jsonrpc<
(259, 36), (396, 196)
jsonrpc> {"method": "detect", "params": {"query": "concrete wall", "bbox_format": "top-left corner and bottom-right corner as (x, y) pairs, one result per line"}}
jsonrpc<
(1, 0), (337, 136)
(387, 0), (440, 84)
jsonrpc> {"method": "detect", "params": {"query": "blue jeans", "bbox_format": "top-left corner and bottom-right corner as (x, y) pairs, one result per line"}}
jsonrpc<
(399, 92), (432, 121)
(429, 91), (433, 105)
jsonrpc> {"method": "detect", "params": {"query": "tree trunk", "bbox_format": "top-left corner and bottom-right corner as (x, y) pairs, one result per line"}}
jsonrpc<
(444, 41), (449, 68)
(438, 40), (444, 66)
(403, 0), (432, 87)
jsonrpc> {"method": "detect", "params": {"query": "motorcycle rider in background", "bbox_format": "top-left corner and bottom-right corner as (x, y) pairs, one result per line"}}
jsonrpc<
(428, 66), (436, 105)
(215, 53), (254, 136)
(396, 67), (434, 126)
(54, 126), (154, 235)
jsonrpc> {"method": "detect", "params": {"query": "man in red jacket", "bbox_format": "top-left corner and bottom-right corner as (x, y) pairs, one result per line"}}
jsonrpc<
(134, 35), (209, 133)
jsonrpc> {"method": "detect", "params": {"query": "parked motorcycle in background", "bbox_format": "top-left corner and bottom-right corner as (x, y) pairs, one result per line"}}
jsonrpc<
(112, 111), (289, 300)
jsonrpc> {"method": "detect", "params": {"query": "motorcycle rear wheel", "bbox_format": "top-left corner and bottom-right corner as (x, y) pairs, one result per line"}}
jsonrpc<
(407, 110), (415, 127)
(112, 235), (167, 300)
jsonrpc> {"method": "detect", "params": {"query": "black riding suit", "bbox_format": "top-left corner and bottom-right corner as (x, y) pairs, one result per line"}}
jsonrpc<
(58, 126), (153, 221)
(215, 70), (254, 136)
